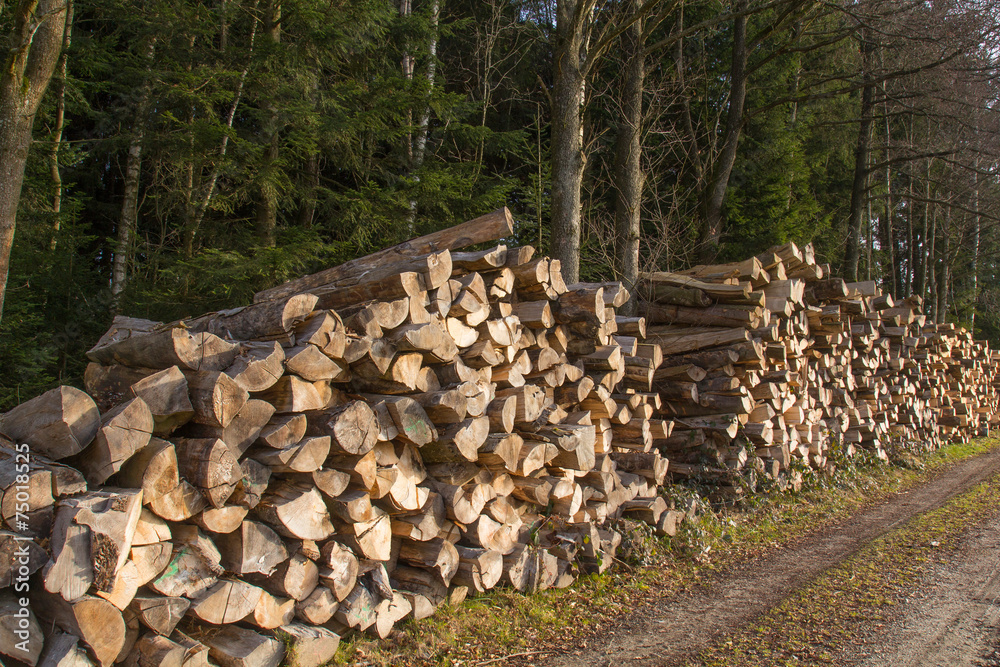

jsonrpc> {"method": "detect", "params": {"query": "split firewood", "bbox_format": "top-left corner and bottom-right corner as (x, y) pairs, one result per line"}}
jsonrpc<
(255, 482), (334, 541)
(72, 397), (154, 485)
(185, 399), (275, 457)
(129, 595), (190, 636)
(224, 342), (286, 393)
(173, 438), (241, 508)
(273, 624), (340, 667)
(195, 624), (285, 667)
(306, 401), (378, 455)
(0, 386), (101, 460)
(215, 521), (288, 576)
(84, 364), (194, 435)
(31, 591), (126, 667)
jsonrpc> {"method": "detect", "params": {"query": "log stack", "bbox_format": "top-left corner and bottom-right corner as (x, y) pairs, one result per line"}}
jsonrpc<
(3, 213), (997, 667)
(639, 243), (1000, 499)
(2, 209), (680, 667)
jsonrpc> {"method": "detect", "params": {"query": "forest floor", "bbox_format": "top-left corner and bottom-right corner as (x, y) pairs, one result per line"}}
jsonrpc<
(339, 439), (1000, 667)
(541, 444), (1000, 667)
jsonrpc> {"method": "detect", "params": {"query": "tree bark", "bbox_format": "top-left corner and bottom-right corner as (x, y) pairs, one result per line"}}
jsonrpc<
(112, 38), (157, 307)
(0, 0), (71, 323)
(843, 28), (875, 282)
(550, 0), (590, 285)
(255, 0), (281, 248)
(405, 0), (441, 234)
(696, 0), (748, 264)
(880, 103), (896, 297)
(48, 0), (73, 252)
(936, 205), (949, 323)
(612, 0), (644, 316)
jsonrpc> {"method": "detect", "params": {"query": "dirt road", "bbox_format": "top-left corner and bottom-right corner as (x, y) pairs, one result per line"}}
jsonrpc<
(544, 447), (1000, 667)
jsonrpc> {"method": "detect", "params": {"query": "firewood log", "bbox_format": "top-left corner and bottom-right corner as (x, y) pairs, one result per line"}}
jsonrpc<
(284, 345), (348, 383)
(255, 375), (331, 413)
(249, 435), (330, 473)
(272, 624), (340, 667)
(72, 398), (154, 485)
(148, 529), (222, 599)
(35, 628), (93, 667)
(195, 624), (284, 667)
(256, 413), (309, 449)
(306, 401), (378, 455)
(184, 371), (248, 429)
(452, 546), (503, 592)
(224, 343), (286, 393)
(0, 592), (44, 664)
(185, 399), (275, 457)
(129, 543), (172, 587)
(84, 364), (195, 435)
(0, 386), (101, 460)
(255, 482), (333, 541)
(87, 318), (239, 372)
(173, 438), (240, 508)
(420, 417), (489, 462)
(124, 633), (185, 667)
(32, 591), (126, 667)
(128, 595), (190, 636)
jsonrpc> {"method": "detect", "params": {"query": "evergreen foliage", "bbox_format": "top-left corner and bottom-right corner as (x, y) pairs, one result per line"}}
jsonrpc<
(1, 0), (998, 408)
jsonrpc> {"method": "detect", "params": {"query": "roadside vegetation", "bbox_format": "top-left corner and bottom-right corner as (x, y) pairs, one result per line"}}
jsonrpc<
(332, 437), (1000, 666)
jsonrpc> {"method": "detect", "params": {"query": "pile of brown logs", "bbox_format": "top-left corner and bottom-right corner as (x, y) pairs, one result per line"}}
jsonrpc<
(641, 242), (1000, 499)
(3, 211), (997, 667)
(1, 209), (685, 667)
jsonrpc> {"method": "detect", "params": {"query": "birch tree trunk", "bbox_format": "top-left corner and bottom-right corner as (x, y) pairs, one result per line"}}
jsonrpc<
(0, 0), (71, 323)
(405, 0), (441, 234)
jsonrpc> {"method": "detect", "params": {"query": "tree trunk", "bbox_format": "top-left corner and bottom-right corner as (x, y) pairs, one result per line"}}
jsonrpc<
(843, 29), (875, 282)
(917, 149), (931, 299)
(405, 0), (441, 234)
(255, 0), (281, 248)
(112, 38), (157, 308)
(697, 0), (748, 264)
(612, 0), (644, 316)
(936, 206), (950, 323)
(927, 199), (937, 320)
(550, 0), (588, 285)
(297, 151), (319, 229)
(0, 0), (71, 323)
(880, 107), (896, 297)
(48, 1), (73, 252)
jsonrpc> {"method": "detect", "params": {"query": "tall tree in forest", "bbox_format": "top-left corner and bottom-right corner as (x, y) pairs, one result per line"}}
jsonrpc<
(611, 0), (644, 314)
(0, 0), (71, 323)
(843, 26), (874, 282)
(696, 0), (748, 263)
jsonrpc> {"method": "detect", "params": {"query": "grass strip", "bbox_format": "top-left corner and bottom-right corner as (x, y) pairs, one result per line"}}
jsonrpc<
(688, 459), (1000, 666)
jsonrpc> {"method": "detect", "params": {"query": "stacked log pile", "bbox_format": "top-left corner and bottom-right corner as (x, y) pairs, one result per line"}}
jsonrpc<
(3, 209), (997, 667)
(640, 243), (999, 498)
(1, 209), (683, 667)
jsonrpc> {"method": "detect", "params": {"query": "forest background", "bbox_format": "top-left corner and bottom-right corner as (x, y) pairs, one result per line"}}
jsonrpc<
(0, 0), (998, 409)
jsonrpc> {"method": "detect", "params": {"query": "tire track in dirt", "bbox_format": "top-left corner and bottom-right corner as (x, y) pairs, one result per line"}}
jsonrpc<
(848, 520), (1000, 667)
(545, 447), (1000, 667)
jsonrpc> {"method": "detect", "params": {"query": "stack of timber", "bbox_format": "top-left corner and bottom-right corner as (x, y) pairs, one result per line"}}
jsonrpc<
(640, 243), (1000, 499)
(1, 208), (686, 667)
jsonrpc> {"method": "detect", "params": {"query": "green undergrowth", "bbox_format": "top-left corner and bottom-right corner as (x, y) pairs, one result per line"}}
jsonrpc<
(688, 453), (1000, 666)
(332, 437), (1000, 666)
